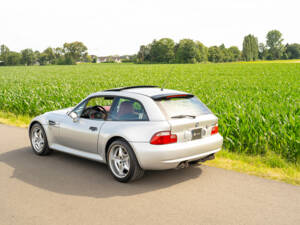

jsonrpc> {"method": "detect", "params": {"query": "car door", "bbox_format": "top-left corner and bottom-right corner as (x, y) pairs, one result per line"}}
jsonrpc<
(58, 116), (103, 153)
(58, 96), (113, 153)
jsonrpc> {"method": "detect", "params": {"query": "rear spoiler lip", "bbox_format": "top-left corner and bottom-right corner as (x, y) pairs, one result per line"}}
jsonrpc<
(151, 93), (194, 100)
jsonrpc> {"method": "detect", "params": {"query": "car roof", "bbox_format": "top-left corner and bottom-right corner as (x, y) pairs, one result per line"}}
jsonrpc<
(101, 86), (189, 98)
(126, 87), (188, 97)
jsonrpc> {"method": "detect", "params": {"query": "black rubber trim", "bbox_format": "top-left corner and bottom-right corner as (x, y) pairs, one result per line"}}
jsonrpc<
(104, 85), (159, 92)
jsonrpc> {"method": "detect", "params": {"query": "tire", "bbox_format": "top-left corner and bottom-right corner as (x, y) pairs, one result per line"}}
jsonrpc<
(30, 123), (52, 156)
(107, 140), (144, 182)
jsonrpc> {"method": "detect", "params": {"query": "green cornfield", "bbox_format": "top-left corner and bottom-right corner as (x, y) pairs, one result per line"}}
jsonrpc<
(0, 63), (299, 162)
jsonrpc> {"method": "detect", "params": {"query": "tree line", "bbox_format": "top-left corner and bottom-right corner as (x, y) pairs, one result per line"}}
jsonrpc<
(0, 41), (94, 66)
(137, 30), (300, 63)
(1, 30), (300, 66)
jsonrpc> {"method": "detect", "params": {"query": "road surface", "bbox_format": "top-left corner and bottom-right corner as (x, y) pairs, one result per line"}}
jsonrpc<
(0, 124), (299, 225)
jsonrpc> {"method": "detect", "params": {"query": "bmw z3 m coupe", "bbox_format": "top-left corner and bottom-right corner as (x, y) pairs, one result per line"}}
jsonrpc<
(29, 85), (223, 182)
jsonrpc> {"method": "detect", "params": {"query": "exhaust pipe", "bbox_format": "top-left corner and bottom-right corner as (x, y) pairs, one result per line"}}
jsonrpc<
(177, 161), (189, 169)
(177, 154), (215, 169)
(199, 154), (215, 163)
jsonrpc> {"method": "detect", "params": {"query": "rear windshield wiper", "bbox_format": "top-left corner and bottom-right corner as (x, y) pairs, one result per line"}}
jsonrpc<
(171, 114), (196, 119)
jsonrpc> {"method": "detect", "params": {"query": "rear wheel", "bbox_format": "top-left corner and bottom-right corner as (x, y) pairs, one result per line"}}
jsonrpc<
(107, 140), (144, 182)
(30, 123), (52, 155)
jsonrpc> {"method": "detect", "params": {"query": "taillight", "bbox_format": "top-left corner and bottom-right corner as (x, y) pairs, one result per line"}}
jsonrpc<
(150, 131), (177, 145)
(211, 125), (218, 135)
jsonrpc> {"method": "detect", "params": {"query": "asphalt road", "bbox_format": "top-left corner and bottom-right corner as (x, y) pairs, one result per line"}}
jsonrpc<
(1, 124), (300, 225)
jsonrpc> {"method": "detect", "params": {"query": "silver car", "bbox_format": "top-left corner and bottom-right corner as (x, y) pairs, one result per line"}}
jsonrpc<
(29, 86), (223, 182)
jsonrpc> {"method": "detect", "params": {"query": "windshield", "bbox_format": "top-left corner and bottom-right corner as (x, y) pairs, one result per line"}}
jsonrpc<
(156, 96), (212, 119)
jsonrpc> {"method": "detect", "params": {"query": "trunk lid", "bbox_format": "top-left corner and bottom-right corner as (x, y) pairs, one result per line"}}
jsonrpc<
(168, 114), (218, 142)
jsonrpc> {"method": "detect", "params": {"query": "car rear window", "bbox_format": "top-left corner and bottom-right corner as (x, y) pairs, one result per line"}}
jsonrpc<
(156, 96), (211, 119)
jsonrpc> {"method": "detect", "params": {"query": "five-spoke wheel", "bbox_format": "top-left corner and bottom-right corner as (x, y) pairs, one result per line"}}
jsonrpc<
(31, 126), (45, 152)
(30, 123), (51, 155)
(107, 140), (144, 182)
(109, 145), (130, 178)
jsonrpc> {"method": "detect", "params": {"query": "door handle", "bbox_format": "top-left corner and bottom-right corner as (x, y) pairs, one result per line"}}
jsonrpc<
(49, 120), (56, 126)
(89, 126), (97, 131)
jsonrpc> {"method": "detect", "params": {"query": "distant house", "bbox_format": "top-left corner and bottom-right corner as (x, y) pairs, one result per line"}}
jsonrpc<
(97, 56), (121, 63)
(120, 55), (130, 60)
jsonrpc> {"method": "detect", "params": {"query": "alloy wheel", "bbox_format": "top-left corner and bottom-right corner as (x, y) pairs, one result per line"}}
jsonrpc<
(31, 126), (45, 153)
(109, 145), (130, 178)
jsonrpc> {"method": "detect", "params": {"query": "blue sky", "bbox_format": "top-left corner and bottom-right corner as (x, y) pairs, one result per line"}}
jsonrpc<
(1, 0), (299, 56)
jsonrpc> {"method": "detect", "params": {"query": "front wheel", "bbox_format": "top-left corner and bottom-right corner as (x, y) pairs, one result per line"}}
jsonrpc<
(107, 140), (144, 182)
(30, 123), (52, 155)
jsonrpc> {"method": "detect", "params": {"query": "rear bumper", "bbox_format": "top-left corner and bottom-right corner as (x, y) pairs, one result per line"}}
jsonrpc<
(130, 133), (223, 170)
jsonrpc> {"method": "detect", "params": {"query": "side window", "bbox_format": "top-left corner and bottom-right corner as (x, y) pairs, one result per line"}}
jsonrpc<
(86, 97), (113, 109)
(110, 97), (148, 121)
(80, 96), (114, 120)
(72, 101), (86, 117)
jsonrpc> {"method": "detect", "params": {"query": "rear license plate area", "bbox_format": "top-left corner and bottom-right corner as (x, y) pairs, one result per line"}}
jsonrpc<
(191, 128), (202, 140)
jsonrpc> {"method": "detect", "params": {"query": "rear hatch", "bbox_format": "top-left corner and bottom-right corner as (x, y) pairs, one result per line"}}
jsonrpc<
(154, 94), (218, 142)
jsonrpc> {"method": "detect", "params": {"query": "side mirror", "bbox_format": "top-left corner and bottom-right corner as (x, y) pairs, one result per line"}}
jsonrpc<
(69, 111), (79, 122)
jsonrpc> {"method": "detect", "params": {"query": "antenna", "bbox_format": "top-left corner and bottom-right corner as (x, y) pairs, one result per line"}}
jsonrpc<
(161, 66), (176, 91)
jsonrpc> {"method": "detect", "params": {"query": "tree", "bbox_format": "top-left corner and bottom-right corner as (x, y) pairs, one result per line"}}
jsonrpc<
(90, 55), (98, 63)
(52, 47), (64, 64)
(63, 41), (88, 62)
(43, 47), (55, 64)
(128, 54), (137, 63)
(34, 51), (41, 65)
(0, 45), (10, 65)
(266, 30), (284, 59)
(219, 44), (230, 62)
(7, 51), (21, 65)
(195, 41), (208, 62)
(175, 39), (199, 63)
(258, 43), (268, 60)
(37, 52), (48, 65)
(63, 55), (76, 65)
(21, 48), (35, 65)
(208, 46), (223, 62)
(54, 47), (64, 58)
(242, 34), (258, 61)
(137, 44), (151, 63)
(149, 38), (175, 63)
(285, 43), (300, 59)
(228, 46), (241, 61)
(82, 53), (92, 62)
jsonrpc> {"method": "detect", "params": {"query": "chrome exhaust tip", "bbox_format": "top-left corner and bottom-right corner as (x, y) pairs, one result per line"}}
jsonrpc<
(177, 161), (189, 169)
(189, 154), (216, 167)
(177, 154), (215, 169)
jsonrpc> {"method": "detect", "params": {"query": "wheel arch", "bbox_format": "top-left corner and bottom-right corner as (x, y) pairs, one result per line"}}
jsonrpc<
(105, 136), (127, 159)
(28, 120), (43, 136)
(28, 120), (51, 145)
(104, 136), (142, 166)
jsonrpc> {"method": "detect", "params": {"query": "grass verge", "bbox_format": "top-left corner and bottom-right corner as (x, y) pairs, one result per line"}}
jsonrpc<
(0, 111), (32, 128)
(0, 112), (299, 186)
(204, 150), (300, 186)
